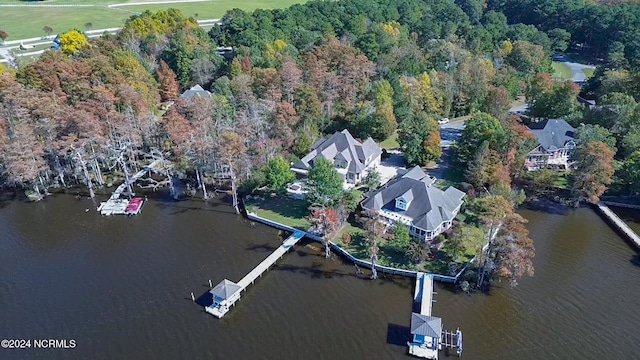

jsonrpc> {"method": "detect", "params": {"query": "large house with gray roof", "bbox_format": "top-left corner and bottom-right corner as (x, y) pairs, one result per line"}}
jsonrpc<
(361, 166), (465, 241)
(291, 130), (382, 188)
(525, 119), (576, 171)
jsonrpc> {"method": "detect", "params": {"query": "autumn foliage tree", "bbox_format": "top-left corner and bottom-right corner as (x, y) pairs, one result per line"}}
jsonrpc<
(156, 60), (179, 101)
(398, 112), (441, 166)
(58, 30), (89, 55)
(0, 30), (8, 42)
(572, 141), (615, 204)
(492, 212), (535, 287)
(309, 205), (340, 258)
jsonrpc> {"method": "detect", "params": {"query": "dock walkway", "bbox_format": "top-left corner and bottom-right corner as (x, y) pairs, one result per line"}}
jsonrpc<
(109, 159), (162, 201)
(205, 230), (305, 318)
(595, 202), (640, 249)
(98, 159), (162, 215)
(409, 273), (462, 359)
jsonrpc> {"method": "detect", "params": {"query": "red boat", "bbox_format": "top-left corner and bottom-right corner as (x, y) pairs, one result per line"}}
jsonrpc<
(125, 197), (144, 215)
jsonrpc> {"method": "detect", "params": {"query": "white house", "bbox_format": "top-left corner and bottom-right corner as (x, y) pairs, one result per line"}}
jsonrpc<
(525, 119), (576, 171)
(291, 129), (382, 188)
(361, 166), (465, 241)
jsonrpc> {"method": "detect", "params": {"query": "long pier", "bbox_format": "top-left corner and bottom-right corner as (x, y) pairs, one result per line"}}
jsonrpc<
(595, 202), (640, 249)
(204, 230), (305, 318)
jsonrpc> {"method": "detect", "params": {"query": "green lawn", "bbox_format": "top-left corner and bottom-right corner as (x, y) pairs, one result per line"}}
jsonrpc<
(123, 0), (309, 21)
(0, 7), (131, 40)
(332, 217), (470, 273)
(380, 131), (399, 150)
(0, 0), (309, 40)
(247, 195), (311, 231)
(552, 61), (573, 80)
(582, 68), (595, 78)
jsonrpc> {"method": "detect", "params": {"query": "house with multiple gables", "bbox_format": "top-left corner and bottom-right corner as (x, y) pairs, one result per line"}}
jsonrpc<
(525, 119), (577, 171)
(291, 130), (382, 188)
(361, 166), (465, 241)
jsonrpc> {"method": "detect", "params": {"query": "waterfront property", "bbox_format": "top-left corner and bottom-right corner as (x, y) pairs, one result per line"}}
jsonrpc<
(525, 119), (576, 171)
(204, 231), (305, 318)
(408, 273), (462, 359)
(291, 129), (382, 189)
(361, 166), (465, 241)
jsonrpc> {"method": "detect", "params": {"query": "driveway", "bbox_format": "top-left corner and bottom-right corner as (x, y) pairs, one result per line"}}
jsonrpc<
(426, 121), (465, 180)
(377, 150), (407, 185)
(439, 121), (464, 148)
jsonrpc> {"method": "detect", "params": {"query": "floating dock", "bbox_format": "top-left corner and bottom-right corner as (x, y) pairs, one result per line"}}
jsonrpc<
(204, 230), (305, 318)
(408, 273), (462, 359)
(97, 159), (161, 216)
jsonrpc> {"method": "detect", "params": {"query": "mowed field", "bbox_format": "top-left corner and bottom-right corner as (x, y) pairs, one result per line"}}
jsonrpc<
(123, 0), (309, 20)
(0, 7), (131, 39)
(0, 0), (309, 41)
(552, 61), (573, 80)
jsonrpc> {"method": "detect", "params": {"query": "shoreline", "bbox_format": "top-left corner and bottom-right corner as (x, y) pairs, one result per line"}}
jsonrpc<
(245, 210), (470, 283)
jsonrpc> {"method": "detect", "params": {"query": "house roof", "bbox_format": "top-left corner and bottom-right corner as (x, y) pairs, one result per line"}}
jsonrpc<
(410, 313), (442, 338)
(180, 84), (212, 98)
(209, 279), (241, 303)
(528, 119), (576, 151)
(291, 130), (382, 174)
(361, 166), (465, 232)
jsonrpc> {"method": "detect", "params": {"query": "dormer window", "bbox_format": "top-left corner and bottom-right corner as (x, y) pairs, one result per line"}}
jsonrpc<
(395, 197), (407, 211)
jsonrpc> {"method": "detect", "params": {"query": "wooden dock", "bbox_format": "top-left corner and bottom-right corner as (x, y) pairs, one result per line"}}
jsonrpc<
(204, 230), (305, 318)
(409, 273), (462, 359)
(595, 202), (640, 249)
(98, 159), (161, 215)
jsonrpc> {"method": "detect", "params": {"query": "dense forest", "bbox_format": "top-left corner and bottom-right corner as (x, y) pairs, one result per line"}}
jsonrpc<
(1, 0), (640, 287)
(1, 0), (640, 203)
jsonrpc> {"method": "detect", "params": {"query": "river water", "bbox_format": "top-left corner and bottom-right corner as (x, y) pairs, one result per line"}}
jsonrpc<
(1, 194), (638, 359)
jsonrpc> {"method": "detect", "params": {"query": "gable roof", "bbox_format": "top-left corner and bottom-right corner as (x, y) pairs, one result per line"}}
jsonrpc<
(291, 130), (382, 174)
(410, 313), (442, 338)
(361, 166), (464, 232)
(210, 279), (241, 304)
(528, 119), (576, 151)
(180, 84), (212, 98)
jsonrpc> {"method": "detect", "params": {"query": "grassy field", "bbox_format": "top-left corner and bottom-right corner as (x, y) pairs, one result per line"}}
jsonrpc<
(582, 67), (595, 78)
(380, 131), (399, 150)
(0, 0), (309, 41)
(0, 7), (131, 40)
(552, 61), (573, 80)
(124, 0), (308, 20)
(247, 195), (311, 231)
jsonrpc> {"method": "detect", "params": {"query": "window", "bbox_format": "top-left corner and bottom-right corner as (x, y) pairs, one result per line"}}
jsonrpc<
(395, 198), (407, 211)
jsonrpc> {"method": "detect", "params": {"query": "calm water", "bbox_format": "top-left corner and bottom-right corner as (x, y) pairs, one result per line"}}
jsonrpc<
(1, 194), (639, 359)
